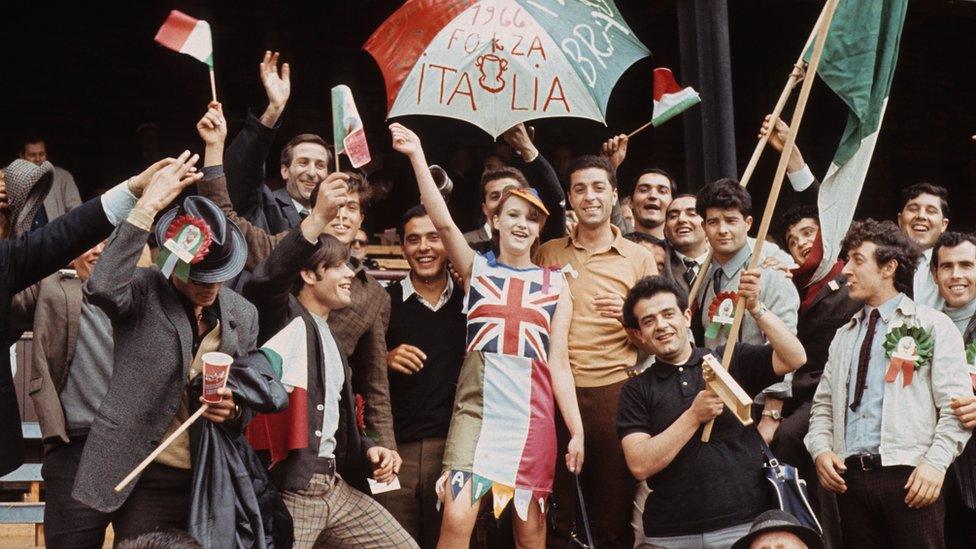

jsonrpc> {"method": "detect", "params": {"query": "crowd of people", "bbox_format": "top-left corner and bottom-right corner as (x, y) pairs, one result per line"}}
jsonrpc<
(1, 50), (974, 549)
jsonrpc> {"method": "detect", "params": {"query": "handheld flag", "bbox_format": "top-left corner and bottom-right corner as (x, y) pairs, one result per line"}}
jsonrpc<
(331, 85), (371, 169)
(807, 0), (908, 283)
(154, 10), (213, 67)
(651, 68), (700, 127)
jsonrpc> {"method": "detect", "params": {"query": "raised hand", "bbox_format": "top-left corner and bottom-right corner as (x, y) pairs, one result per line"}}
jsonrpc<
(502, 122), (538, 160)
(600, 134), (629, 170)
(390, 123), (423, 158)
(301, 172), (349, 240)
(738, 268), (763, 315)
(135, 151), (203, 215)
(197, 101), (227, 146)
(259, 51), (291, 127)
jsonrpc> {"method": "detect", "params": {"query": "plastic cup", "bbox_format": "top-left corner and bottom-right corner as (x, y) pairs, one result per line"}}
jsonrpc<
(202, 352), (233, 403)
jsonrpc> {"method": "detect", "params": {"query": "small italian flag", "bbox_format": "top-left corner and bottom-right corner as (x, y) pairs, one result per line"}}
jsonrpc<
(154, 10), (214, 67)
(331, 85), (371, 169)
(651, 68), (700, 127)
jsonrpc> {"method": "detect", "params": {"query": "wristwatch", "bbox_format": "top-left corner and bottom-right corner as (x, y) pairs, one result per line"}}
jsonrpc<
(762, 409), (783, 421)
(752, 302), (769, 319)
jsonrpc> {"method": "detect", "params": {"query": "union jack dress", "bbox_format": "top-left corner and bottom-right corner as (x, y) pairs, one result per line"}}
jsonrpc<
(442, 252), (563, 520)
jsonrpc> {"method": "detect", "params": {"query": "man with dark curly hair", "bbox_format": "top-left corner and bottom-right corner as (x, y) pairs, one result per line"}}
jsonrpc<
(805, 219), (973, 548)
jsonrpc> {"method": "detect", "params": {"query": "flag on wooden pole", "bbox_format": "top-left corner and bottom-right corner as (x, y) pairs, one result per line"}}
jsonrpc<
(154, 10), (214, 67)
(331, 85), (371, 168)
(651, 68), (700, 127)
(809, 0), (908, 283)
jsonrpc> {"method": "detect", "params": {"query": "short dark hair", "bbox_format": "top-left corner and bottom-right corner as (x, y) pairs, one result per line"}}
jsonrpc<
(22, 135), (45, 151)
(567, 155), (617, 188)
(280, 133), (331, 167)
(931, 231), (976, 272)
(292, 234), (349, 294)
(841, 219), (920, 295)
(899, 182), (949, 219)
(309, 171), (372, 212)
(631, 167), (678, 197)
(623, 276), (688, 329)
(116, 529), (202, 549)
(779, 205), (819, 245)
(480, 166), (529, 202)
(696, 178), (751, 218)
(397, 204), (429, 242)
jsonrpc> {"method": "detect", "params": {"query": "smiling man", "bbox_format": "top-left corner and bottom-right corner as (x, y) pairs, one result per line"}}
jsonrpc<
(537, 155), (657, 548)
(663, 194), (710, 294)
(376, 205), (466, 547)
(629, 168), (677, 241)
(897, 183), (950, 309)
(805, 219), (972, 548)
(932, 231), (976, 547)
(618, 274), (805, 548)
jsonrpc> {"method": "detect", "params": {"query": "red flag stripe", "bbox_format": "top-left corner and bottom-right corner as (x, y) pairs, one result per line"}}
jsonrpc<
(154, 10), (199, 51)
(652, 68), (683, 101)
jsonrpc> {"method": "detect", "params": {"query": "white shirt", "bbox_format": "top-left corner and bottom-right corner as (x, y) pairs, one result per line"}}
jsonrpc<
(914, 248), (945, 310)
(292, 198), (310, 218)
(401, 274), (454, 312)
(311, 314), (345, 459)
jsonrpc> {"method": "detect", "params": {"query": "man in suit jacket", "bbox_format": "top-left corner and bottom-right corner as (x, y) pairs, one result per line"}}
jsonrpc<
(662, 194), (710, 296)
(932, 231), (976, 547)
(243, 201), (416, 548)
(0, 153), (201, 477)
(197, 102), (398, 450)
(71, 192), (255, 542)
(20, 137), (82, 230)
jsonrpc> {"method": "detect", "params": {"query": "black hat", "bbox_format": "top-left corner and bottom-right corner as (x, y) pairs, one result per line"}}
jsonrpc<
(154, 196), (247, 283)
(730, 510), (822, 549)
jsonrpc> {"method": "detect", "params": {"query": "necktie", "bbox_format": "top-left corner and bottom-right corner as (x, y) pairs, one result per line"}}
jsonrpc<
(712, 267), (724, 294)
(850, 308), (881, 411)
(682, 258), (698, 288)
(299, 210), (309, 221)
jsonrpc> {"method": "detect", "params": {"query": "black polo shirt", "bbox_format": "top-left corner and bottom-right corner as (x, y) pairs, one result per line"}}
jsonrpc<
(617, 344), (780, 537)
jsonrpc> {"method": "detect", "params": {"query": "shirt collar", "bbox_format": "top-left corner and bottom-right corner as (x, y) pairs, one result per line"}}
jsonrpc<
(401, 272), (454, 310)
(922, 247), (933, 264)
(291, 198), (310, 217)
(650, 347), (706, 379)
(566, 224), (630, 257)
(718, 243), (752, 279)
(860, 292), (905, 324)
(675, 249), (709, 266)
(482, 222), (492, 239)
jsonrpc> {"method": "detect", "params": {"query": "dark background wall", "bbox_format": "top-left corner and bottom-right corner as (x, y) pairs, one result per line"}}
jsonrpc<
(2, 0), (974, 235)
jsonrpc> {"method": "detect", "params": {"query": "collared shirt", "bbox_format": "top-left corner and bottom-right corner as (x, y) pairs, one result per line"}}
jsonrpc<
(291, 198), (310, 219)
(99, 180), (138, 226)
(944, 299), (976, 336)
(536, 224), (656, 387)
(675, 249), (709, 280)
(60, 295), (114, 434)
(312, 313), (345, 459)
(401, 273), (454, 312)
(844, 293), (902, 457)
(915, 249), (945, 310)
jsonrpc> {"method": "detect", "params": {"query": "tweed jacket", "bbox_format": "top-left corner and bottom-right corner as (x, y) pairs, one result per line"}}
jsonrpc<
(0, 198), (117, 476)
(805, 295), (973, 473)
(72, 221), (260, 513)
(198, 170), (397, 448)
(244, 227), (376, 493)
(14, 272), (85, 444)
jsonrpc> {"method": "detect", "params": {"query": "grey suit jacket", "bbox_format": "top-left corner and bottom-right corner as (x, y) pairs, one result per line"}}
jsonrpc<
(72, 222), (259, 513)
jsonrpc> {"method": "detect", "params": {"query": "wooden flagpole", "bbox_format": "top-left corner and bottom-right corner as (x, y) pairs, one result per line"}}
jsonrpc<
(702, 0), (839, 442)
(114, 404), (209, 492)
(685, 0), (831, 310)
(209, 68), (218, 102)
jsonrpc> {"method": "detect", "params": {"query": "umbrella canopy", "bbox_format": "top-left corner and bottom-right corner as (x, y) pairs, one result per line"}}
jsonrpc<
(365, 0), (650, 137)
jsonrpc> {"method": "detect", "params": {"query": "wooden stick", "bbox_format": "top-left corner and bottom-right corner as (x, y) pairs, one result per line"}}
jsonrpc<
(114, 404), (209, 492)
(687, 0), (830, 309)
(626, 119), (654, 139)
(209, 68), (218, 102)
(703, 0), (839, 442)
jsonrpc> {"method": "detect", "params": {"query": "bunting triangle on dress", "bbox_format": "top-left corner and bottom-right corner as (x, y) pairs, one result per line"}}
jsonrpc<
(471, 474), (492, 505)
(449, 470), (470, 501)
(534, 490), (549, 515)
(492, 484), (515, 519)
(514, 489), (532, 521)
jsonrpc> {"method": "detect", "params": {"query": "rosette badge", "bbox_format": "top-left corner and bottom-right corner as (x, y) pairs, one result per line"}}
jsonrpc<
(155, 215), (213, 281)
(882, 323), (934, 387)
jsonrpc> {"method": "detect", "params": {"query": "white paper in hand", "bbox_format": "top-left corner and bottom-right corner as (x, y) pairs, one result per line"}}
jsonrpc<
(368, 476), (402, 495)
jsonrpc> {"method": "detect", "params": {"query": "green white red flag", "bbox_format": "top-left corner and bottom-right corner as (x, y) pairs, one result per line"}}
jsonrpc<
(154, 10), (214, 67)
(331, 85), (371, 168)
(651, 68), (700, 127)
(809, 0), (908, 282)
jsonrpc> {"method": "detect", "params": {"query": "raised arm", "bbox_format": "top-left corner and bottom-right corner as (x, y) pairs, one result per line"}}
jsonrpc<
(738, 269), (806, 375)
(224, 51), (291, 214)
(390, 123), (476, 284)
(502, 124), (566, 241)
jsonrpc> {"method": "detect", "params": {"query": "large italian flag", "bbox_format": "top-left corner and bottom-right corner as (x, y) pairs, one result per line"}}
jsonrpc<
(246, 318), (309, 466)
(154, 10), (214, 67)
(810, 0), (908, 282)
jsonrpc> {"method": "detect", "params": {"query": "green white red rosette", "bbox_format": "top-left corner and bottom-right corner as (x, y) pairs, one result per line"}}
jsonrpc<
(155, 215), (212, 281)
(705, 291), (737, 340)
(882, 323), (934, 387)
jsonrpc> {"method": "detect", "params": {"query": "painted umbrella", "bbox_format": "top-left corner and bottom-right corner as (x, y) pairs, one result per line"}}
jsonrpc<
(364, 0), (650, 138)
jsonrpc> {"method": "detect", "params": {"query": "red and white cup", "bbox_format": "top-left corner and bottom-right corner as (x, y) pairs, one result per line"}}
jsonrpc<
(202, 352), (233, 403)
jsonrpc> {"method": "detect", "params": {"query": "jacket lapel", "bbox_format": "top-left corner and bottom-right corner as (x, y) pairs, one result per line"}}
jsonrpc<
(273, 187), (303, 229)
(63, 277), (84, 367)
(216, 290), (239, 356)
(160, 281), (194, 376)
(806, 273), (844, 313)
